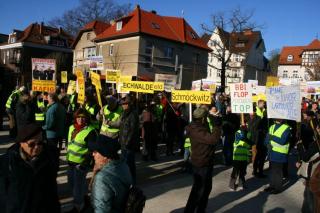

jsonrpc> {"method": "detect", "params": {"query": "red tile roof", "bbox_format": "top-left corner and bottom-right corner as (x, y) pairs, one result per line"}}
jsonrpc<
(279, 46), (304, 65)
(95, 7), (210, 51)
(304, 39), (320, 50)
(72, 20), (110, 48)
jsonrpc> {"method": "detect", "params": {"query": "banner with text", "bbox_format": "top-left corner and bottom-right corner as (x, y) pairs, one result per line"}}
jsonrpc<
(90, 71), (102, 107)
(230, 83), (253, 113)
(155, 74), (177, 92)
(171, 90), (211, 104)
(106, 69), (121, 83)
(121, 81), (164, 93)
(266, 85), (301, 122)
(67, 80), (76, 95)
(89, 56), (103, 71)
(61, 71), (68, 83)
(76, 70), (85, 105)
(32, 80), (56, 93)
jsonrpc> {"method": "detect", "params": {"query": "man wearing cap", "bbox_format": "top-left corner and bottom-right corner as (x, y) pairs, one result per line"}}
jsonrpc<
(66, 108), (97, 213)
(0, 123), (60, 213)
(97, 95), (123, 139)
(184, 107), (222, 213)
(90, 134), (132, 213)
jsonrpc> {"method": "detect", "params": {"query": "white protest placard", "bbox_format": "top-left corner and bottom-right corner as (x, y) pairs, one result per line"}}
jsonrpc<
(266, 85), (301, 122)
(230, 83), (253, 113)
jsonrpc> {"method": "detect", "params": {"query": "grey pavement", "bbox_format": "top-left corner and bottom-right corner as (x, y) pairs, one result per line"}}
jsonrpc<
(0, 122), (304, 213)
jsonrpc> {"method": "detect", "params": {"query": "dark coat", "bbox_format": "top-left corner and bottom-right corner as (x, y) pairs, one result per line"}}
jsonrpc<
(186, 120), (221, 167)
(15, 99), (36, 130)
(0, 143), (60, 213)
(119, 107), (139, 151)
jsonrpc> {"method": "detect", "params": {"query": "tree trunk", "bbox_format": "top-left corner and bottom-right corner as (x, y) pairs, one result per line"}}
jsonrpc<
(221, 62), (226, 92)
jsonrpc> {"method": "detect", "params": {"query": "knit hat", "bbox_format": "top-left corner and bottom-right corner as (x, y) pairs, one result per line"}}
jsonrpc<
(89, 134), (121, 158)
(193, 107), (208, 119)
(16, 123), (42, 143)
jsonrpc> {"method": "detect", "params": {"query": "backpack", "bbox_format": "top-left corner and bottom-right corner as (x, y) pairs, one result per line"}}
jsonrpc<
(125, 185), (146, 213)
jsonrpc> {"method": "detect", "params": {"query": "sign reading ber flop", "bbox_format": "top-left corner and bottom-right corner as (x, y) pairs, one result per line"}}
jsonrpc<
(171, 90), (211, 104)
(230, 83), (253, 113)
(121, 81), (164, 93)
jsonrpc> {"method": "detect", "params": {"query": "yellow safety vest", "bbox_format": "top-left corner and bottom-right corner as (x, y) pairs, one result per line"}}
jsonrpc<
(233, 130), (251, 161)
(256, 107), (265, 119)
(35, 100), (45, 121)
(67, 125), (95, 164)
(5, 90), (20, 109)
(269, 124), (290, 155)
(184, 137), (191, 148)
(100, 105), (123, 134)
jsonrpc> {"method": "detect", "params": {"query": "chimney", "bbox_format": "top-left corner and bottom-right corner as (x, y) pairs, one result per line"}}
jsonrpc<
(40, 22), (44, 35)
(110, 20), (115, 26)
(151, 10), (157, 14)
(135, 4), (140, 9)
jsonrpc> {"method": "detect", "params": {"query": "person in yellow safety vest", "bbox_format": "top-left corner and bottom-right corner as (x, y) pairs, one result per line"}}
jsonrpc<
(68, 92), (78, 114)
(182, 137), (192, 173)
(84, 95), (101, 130)
(256, 100), (266, 119)
(264, 119), (291, 194)
(5, 86), (25, 138)
(229, 125), (253, 191)
(34, 92), (46, 124)
(97, 96), (123, 139)
(67, 108), (97, 213)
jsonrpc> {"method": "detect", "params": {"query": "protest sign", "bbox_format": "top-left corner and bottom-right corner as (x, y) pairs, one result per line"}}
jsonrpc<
(171, 90), (211, 104)
(191, 79), (216, 92)
(155, 74), (177, 92)
(67, 80), (76, 95)
(32, 80), (56, 93)
(266, 85), (301, 122)
(121, 81), (164, 93)
(76, 70), (85, 104)
(89, 56), (103, 71)
(230, 83), (253, 113)
(266, 76), (279, 87)
(61, 71), (68, 83)
(90, 71), (102, 89)
(106, 69), (121, 83)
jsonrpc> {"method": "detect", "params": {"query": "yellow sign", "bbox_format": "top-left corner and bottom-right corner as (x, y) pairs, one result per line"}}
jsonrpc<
(77, 77), (85, 105)
(121, 81), (164, 93)
(209, 84), (216, 93)
(252, 94), (267, 102)
(32, 80), (56, 93)
(171, 90), (211, 104)
(118, 75), (132, 82)
(90, 71), (102, 89)
(67, 80), (76, 95)
(106, 69), (121, 83)
(266, 76), (279, 87)
(61, 71), (68, 83)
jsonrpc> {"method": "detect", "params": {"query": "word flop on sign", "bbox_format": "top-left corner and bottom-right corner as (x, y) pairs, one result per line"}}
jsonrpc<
(121, 81), (164, 93)
(171, 90), (211, 104)
(230, 83), (253, 114)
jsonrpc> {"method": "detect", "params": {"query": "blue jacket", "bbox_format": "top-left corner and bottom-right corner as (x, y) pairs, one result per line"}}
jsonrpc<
(91, 160), (132, 213)
(43, 102), (66, 139)
(264, 123), (291, 163)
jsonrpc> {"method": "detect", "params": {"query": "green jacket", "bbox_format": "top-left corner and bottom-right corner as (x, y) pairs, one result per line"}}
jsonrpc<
(43, 102), (66, 139)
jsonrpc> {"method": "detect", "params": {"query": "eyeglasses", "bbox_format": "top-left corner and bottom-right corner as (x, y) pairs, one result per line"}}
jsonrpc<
(27, 141), (43, 148)
(121, 102), (129, 105)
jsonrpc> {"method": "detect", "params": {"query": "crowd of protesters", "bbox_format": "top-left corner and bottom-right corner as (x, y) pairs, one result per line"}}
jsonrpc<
(1, 83), (320, 213)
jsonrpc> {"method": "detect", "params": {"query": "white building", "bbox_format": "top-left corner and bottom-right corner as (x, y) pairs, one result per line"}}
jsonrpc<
(204, 27), (269, 86)
(278, 39), (320, 81)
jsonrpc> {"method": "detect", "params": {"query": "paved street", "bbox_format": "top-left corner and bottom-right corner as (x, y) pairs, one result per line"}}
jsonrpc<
(0, 124), (304, 213)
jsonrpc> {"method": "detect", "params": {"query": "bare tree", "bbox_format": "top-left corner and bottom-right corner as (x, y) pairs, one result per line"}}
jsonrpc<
(110, 46), (123, 70)
(305, 58), (320, 80)
(268, 49), (280, 76)
(202, 7), (264, 91)
(48, 0), (131, 36)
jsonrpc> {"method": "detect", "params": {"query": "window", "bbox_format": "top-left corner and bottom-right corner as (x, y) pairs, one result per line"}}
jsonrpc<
(190, 31), (197, 39)
(99, 45), (103, 56)
(109, 44), (114, 56)
(164, 47), (173, 58)
(116, 21), (122, 31)
(287, 55), (293, 62)
(83, 47), (96, 58)
(193, 53), (200, 64)
(151, 23), (160, 29)
(234, 54), (242, 62)
(209, 53), (213, 63)
(86, 33), (91, 40)
(283, 70), (288, 78)
(235, 43), (245, 47)
(293, 70), (299, 78)
(145, 41), (153, 54)
(217, 70), (221, 77)
(144, 56), (151, 68)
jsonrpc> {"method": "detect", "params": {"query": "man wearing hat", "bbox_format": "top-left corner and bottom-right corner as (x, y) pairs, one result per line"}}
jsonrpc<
(0, 123), (60, 213)
(90, 134), (132, 213)
(184, 107), (222, 213)
(66, 108), (97, 213)
(97, 95), (123, 139)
